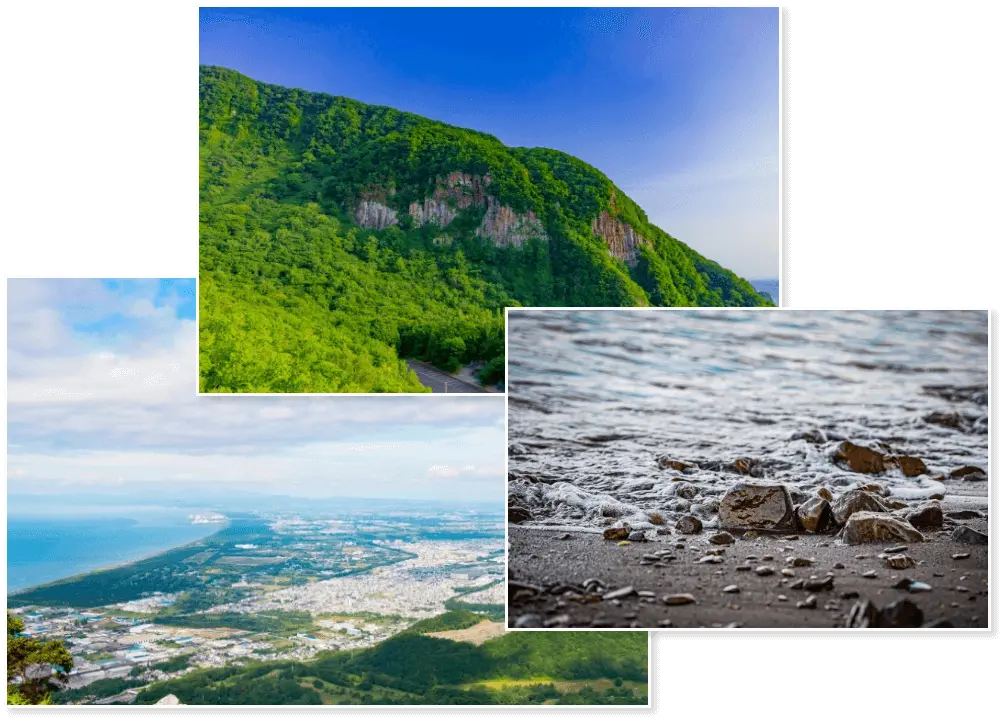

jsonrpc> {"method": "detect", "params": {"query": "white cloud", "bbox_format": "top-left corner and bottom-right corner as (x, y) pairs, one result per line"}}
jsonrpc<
(6, 280), (506, 502)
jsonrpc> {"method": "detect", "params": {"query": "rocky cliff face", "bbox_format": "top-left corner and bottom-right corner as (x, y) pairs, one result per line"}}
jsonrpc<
(355, 199), (399, 229)
(591, 211), (649, 266)
(404, 172), (546, 247)
(477, 197), (545, 248)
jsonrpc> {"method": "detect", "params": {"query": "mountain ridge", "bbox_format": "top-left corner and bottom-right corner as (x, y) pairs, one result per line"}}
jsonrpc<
(198, 65), (772, 392)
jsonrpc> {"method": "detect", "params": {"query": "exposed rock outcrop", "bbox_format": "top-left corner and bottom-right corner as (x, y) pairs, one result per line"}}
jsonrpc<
(591, 211), (649, 267)
(405, 172), (545, 247)
(355, 199), (399, 229)
(477, 197), (545, 247)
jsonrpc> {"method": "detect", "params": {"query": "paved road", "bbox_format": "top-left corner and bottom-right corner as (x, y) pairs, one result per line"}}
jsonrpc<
(406, 360), (490, 394)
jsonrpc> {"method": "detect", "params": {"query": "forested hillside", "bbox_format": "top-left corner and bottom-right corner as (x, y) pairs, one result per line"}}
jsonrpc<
(133, 612), (648, 705)
(199, 65), (771, 392)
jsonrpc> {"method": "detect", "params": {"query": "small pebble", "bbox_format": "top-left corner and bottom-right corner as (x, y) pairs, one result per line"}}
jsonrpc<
(662, 593), (697, 606)
(797, 595), (818, 610)
(723, 585), (740, 594)
(603, 586), (637, 601)
(861, 570), (878, 579)
(755, 566), (775, 577)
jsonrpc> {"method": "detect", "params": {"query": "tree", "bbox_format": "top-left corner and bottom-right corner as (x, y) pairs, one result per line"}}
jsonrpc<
(7, 612), (74, 705)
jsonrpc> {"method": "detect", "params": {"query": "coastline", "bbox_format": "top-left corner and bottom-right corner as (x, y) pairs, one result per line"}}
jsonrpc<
(7, 517), (230, 599)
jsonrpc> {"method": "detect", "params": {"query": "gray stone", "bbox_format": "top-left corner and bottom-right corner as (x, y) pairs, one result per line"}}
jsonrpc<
(719, 482), (797, 530)
(840, 511), (926, 545)
(723, 585), (740, 594)
(754, 566), (775, 577)
(708, 531), (735, 545)
(514, 614), (543, 628)
(675, 515), (703, 534)
(951, 526), (988, 545)
(602, 586), (637, 601)
(662, 593), (697, 606)
(952, 552), (971, 560)
(627, 531), (647, 542)
(797, 595), (818, 610)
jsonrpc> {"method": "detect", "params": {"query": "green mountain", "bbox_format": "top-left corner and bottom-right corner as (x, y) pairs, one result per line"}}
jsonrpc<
(129, 612), (648, 705)
(199, 65), (772, 392)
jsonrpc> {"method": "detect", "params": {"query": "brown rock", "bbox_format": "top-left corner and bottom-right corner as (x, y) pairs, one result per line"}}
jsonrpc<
(949, 465), (988, 481)
(718, 482), (796, 531)
(904, 500), (943, 530)
(797, 496), (838, 533)
(592, 206), (649, 266)
(896, 456), (929, 477)
(840, 511), (925, 545)
(885, 554), (916, 570)
(733, 457), (765, 477)
(923, 411), (970, 431)
(509, 506), (533, 524)
(603, 527), (631, 541)
(832, 489), (890, 524)
(657, 456), (693, 472)
(833, 441), (888, 474)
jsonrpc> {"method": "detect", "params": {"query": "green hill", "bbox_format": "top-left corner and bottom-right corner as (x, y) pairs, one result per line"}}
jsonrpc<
(132, 612), (648, 705)
(199, 65), (772, 392)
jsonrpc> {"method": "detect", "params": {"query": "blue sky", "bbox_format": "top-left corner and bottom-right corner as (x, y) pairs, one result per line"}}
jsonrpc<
(199, 7), (779, 279)
(7, 279), (504, 502)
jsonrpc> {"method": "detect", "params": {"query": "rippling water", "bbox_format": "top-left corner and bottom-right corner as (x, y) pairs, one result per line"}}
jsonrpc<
(507, 310), (989, 532)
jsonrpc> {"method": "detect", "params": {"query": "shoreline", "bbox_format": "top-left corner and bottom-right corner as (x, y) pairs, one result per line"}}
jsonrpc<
(7, 517), (230, 600)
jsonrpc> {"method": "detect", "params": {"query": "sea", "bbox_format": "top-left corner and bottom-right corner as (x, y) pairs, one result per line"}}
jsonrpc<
(6, 505), (220, 595)
(750, 279), (779, 304)
(507, 309), (988, 531)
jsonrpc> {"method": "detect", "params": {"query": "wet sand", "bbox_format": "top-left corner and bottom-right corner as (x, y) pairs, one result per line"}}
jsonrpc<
(507, 523), (989, 629)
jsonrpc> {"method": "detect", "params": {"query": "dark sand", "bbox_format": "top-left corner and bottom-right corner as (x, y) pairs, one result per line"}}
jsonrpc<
(507, 523), (989, 629)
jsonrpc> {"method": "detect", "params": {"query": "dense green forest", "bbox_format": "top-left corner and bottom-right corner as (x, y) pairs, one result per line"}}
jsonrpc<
(132, 612), (648, 705)
(199, 65), (772, 393)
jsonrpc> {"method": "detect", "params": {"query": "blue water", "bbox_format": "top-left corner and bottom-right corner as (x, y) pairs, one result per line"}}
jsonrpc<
(7, 506), (219, 594)
(750, 279), (779, 304)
